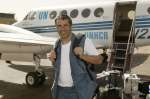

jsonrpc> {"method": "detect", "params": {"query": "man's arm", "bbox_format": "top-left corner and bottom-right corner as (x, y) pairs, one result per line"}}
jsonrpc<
(74, 47), (103, 64)
(79, 54), (103, 64)
(74, 37), (104, 64)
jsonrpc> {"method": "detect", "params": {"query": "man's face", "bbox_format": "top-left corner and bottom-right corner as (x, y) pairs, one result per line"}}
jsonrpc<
(56, 19), (72, 40)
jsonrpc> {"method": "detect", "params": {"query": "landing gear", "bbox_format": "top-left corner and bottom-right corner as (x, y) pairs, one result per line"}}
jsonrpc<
(25, 54), (46, 87)
(26, 71), (46, 87)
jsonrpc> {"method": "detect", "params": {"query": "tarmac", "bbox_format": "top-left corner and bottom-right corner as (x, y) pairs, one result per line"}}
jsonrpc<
(0, 46), (150, 99)
(0, 59), (53, 99)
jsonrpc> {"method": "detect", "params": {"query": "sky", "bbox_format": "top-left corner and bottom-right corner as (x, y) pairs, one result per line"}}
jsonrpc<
(0, 0), (100, 21)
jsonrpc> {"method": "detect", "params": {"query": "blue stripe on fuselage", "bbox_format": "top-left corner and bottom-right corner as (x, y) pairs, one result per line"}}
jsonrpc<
(24, 17), (150, 33)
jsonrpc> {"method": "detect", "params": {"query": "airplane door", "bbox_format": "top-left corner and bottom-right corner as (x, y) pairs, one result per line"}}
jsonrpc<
(108, 1), (137, 73)
(112, 1), (137, 43)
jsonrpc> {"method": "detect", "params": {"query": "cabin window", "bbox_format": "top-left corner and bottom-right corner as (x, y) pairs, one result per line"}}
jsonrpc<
(148, 7), (150, 14)
(94, 8), (104, 17)
(49, 11), (57, 19)
(82, 8), (90, 18)
(60, 10), (67, 15)
(70, 9), (78, 18)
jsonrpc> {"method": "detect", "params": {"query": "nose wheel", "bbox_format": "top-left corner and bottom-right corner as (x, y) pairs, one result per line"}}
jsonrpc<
(26, 71), (46, 87)
(25, 54), (46, 87)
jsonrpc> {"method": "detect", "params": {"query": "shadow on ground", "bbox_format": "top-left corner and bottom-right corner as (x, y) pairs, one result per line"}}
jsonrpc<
(93, 53), (150, 73)
(0, 66), (54, 99)
(0, 80), (52, 99)
(8, 53), (150, 74)
(8, 64), (52, 73)
(132, 53), (150, 68)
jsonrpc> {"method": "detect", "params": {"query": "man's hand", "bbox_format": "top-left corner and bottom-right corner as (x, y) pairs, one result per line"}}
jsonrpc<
(74, 47), (83, 56)
(47, 49), (56, 63)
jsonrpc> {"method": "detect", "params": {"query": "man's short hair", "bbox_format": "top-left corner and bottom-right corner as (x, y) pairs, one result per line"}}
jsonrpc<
(55, 14), (72, 26)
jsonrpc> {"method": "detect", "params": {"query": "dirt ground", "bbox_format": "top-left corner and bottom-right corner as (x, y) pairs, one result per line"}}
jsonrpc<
(0, 62), (54, 99)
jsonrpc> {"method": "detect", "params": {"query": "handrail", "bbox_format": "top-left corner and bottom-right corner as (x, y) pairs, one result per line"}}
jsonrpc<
(123, 14), (136, 73)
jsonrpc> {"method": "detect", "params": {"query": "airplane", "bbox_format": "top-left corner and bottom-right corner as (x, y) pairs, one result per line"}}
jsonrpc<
(0, 24), (57, 87)
(13, 0), (150, 49)
(12, 0), (150, 98)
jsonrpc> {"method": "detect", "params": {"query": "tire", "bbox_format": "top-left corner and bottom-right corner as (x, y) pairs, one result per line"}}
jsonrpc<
(36, 71), (46, 85)
(26, 72), (39, 87)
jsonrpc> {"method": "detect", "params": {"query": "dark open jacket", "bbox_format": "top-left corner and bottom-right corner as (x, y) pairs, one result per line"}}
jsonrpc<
(51, 34), (97, 99)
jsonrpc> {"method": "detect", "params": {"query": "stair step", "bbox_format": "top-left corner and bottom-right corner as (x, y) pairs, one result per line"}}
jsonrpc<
(112, 66), (124, 69)
(112, 66), (124, 71)
(115, 49), (127, 51)
(114, 57), (126, 59)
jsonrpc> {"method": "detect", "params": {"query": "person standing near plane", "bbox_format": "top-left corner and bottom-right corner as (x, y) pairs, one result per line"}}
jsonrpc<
(48, 14), (103, 99)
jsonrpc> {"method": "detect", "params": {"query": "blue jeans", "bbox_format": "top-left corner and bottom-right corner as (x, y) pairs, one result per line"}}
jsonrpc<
(56, 86), (79, 99)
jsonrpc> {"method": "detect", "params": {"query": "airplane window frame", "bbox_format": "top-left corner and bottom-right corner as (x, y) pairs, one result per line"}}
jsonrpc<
(60, 10), (67, 15)
(148, 7), (150, 14)
(49, 11), (57, 19)
(82, 8), (91, 18)
(70, 9), (78, 18)
(94, 8), (104, 17)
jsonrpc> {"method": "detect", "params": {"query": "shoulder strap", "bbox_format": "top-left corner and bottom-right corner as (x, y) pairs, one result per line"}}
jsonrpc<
(73, 34), (86, 49)
(74, 35), (97, 81)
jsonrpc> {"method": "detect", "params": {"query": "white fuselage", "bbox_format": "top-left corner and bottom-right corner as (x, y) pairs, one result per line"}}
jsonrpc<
(14, 0), (150, 48)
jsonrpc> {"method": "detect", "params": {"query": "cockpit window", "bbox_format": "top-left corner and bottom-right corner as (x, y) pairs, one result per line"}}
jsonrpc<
(60, 10), (67, 15)
(70, 9), (78, 18)
(148, 7), (150, 14)
(23, 12), (31, 20)
(30, 12), (36, 20)
(94, 8), (104, 17)
(82, 8), (90, 18)
(49, 11), (57, 19)
(23, 15), (28, 20)
(23, 12), (36, 20)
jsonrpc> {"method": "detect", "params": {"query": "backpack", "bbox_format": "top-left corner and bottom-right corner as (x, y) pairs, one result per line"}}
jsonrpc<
(54, 34), (96, 81)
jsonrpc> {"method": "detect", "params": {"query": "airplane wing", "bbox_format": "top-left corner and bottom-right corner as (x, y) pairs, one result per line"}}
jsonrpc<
(0, 24), (57, 61)
(0, 24), (59, 87)
(0, 31), (56, 53)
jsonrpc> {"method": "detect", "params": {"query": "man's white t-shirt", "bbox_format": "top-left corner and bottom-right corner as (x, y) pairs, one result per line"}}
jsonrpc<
(58, 38), (99, 87)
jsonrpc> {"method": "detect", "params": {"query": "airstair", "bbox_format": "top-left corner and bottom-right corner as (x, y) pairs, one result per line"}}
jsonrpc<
(107, 2), (136, 74)
(105, 2), (137, 99)
(108, 40), (135, 74)
(95, 2), (138, 99)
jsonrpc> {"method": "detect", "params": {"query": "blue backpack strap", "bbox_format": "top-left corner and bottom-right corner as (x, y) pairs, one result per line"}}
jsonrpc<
(54, 34), (85, 59)
(73, 34), (96, 81)
(72, 34), (86, 50)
